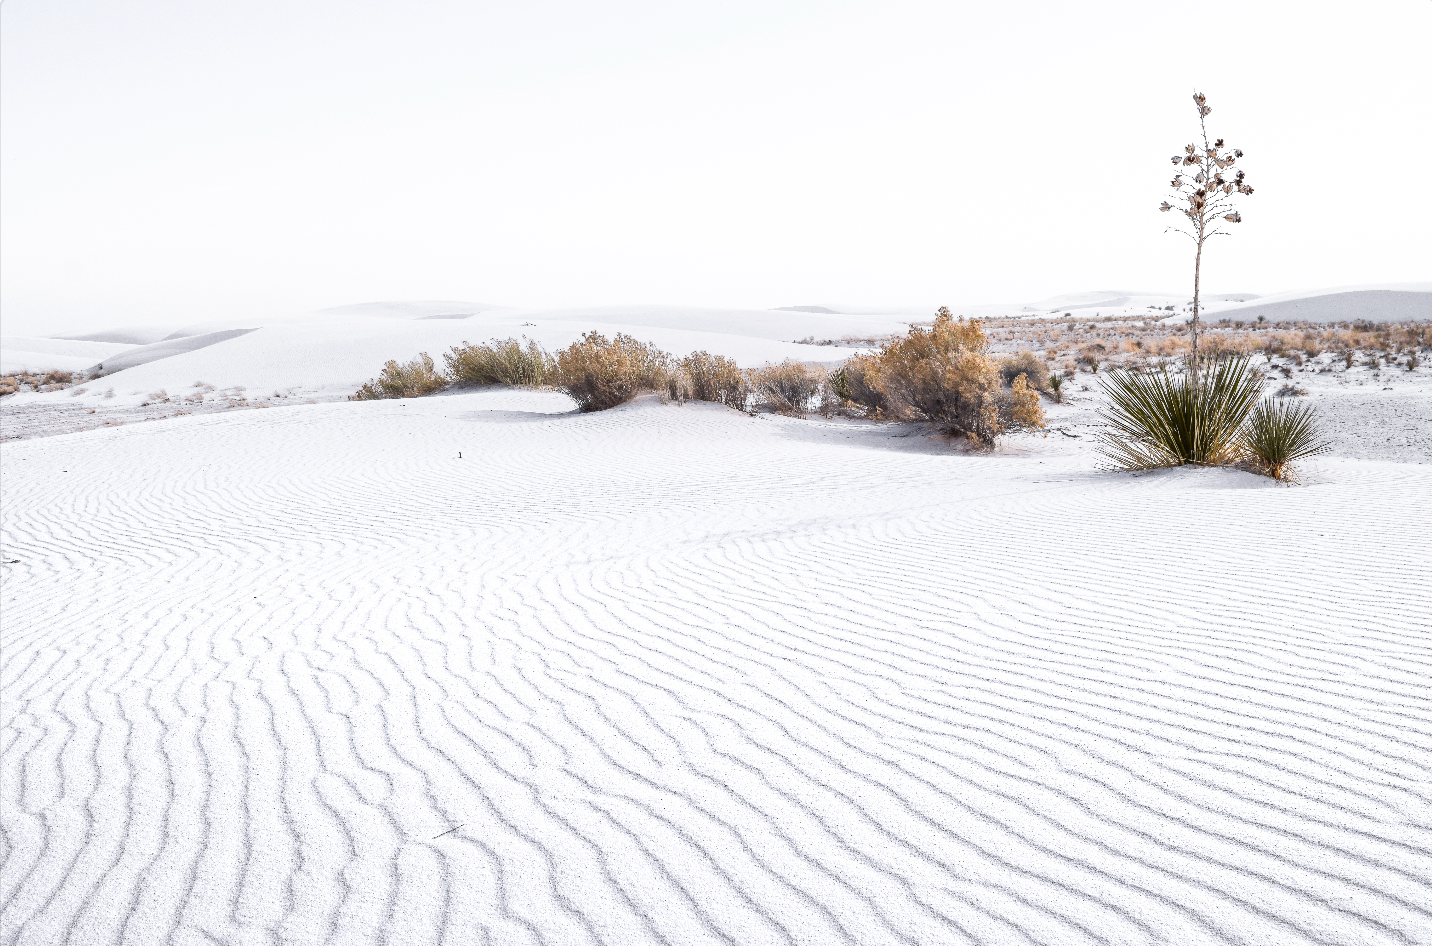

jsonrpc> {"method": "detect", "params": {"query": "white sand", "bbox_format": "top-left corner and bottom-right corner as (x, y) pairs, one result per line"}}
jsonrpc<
(3, 388), (1430, 945)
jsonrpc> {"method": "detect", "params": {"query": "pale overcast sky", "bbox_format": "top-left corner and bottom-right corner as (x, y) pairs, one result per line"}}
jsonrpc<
(2, 0), (1428, 333)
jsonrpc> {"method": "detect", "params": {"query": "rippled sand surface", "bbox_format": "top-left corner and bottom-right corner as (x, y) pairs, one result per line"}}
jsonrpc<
(3, 391), (1429, 945)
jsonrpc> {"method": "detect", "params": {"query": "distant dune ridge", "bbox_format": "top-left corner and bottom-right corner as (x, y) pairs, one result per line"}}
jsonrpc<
(83, 328), (260, 375)
(1198, 289), (1432, 324)
(1, 282), (1425, 396)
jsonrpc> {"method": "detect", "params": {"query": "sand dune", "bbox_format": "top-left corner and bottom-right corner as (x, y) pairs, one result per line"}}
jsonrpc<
(3, 393), (1429, 945)
(83, 329), (261, 376)
(1198, 287), (1432, 324)
(0, 338), (138, 376)
(68, 319), (856, 406)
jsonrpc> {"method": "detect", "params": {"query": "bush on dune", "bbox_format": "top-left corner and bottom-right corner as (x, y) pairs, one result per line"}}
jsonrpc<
(748, 361), (829, 416)
(445, 338), (552, 387)
(553, 332), (672, 411)
(836, 308), (1044, 445)
(998, 351), (1050, 391)
(679, 351), (747, 408)
(829, 355), (886, 416)
(351, 353), (447, 400)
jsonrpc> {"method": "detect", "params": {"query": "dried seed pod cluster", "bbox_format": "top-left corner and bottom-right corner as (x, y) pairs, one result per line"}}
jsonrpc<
(1162, 96), (1253, 227)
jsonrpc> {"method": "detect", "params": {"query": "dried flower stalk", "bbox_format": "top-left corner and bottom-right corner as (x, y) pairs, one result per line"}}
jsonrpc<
(1160, 91), (1254, 385)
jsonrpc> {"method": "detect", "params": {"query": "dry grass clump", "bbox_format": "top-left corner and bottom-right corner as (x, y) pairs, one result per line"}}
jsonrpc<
(1075, 345), (1104, 372)
(836, 308), (1043, 445)
(553, 332), (672, 412)
(679, 351), (747, 407)
(444, 338), (552, 387)
(352, 353), (447, 400)
(0, 369), (81, 395)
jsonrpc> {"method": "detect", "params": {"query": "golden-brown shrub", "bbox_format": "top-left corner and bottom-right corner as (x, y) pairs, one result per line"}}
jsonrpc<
(842, 307), (1044, 444)
(749, 361), (826, 416)
(351, 353), (448, 400)
(1005, 373), (1043, 429)
(829, 354), (885, 414)
(680, 351), (747, 408)
(998, 351), (1049, 390)
(553, 332), (671, 411)
(444, 338), (552, 386)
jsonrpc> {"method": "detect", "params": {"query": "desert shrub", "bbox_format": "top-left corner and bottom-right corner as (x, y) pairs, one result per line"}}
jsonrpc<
(999, 374), (1044, 431)
(830, 354), (886, 415)
(999, 351), (1049, 390)
(553, 332), (671, 411)
(352, 353), (448, 400)
(841, 308), (1043, 444)
(1096, 354), (1264, 470)
(0, 377), (16, 396)
(444, 338), (552, 386)
(1274, 383), (1307, 397)
(680, 351), (746, 408)
(749, 361), (825, 416)
(1242, 399), (1330, 481)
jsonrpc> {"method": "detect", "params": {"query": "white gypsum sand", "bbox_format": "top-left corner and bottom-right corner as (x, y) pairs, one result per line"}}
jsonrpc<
(2, 388), (1430, 946)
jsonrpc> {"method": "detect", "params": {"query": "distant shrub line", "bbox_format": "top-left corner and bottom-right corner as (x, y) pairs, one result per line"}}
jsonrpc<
(351, 310), (1051, 445)
(0, 370), (83, 396)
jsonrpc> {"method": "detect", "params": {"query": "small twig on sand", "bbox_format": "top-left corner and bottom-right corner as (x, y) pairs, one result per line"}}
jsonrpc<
(431, 824), (464, 840)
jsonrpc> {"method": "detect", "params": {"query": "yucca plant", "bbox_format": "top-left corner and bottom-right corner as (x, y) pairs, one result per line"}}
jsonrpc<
(1097, 354), (1263, 470)
(1241, 398), (1330, 481)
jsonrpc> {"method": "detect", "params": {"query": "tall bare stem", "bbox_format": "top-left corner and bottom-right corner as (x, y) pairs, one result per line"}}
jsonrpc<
(1160, 91), (1254, 388)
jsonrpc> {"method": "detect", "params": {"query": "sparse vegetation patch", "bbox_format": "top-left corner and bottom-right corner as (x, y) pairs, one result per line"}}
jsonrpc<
(351, 354), (447, 400)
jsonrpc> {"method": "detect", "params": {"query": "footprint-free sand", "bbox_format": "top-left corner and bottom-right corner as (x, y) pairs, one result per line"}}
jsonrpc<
(3, 388), (1428, 945)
